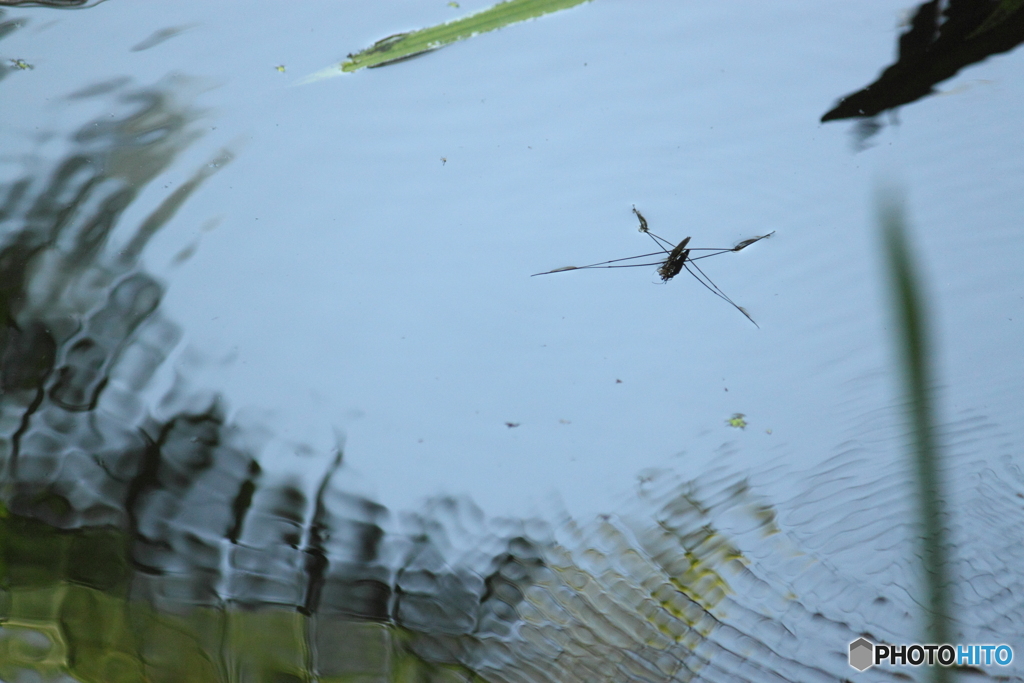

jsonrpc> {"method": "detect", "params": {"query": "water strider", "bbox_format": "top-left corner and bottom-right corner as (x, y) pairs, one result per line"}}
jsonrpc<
(533, 207), (774, 327)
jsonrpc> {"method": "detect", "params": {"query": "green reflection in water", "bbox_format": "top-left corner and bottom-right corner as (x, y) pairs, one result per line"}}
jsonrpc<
(0, 496), (748, 682)
(0, 501), (476, 682)
(0, 77), (749, 682)
(879, 194), (950, 683)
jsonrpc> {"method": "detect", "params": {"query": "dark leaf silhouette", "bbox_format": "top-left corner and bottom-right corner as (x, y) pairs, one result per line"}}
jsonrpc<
(822, 0), (1024, 122)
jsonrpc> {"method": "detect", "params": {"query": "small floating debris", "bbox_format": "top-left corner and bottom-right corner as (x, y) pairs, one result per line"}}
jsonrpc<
(727, 413), (747, 429)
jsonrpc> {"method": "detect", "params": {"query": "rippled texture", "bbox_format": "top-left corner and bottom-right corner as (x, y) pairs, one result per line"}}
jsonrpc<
(1, 63), (1022, 683)
(4, 413), (1024, 681)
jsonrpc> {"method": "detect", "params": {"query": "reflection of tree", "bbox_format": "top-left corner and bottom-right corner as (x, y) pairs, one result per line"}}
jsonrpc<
(2, 81), (1023, 683)
(822, 0), (1024, 122)
(0, 79), (771, 683)
(0, 83), (873, 681)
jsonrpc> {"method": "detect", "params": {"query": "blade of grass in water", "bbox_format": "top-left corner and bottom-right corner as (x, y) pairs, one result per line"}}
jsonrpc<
(879, 194), (950, 683)
(299, 0), (593, 83)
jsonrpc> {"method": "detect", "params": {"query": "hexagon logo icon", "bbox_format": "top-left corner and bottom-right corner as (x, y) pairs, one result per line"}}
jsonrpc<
(849, 638), (874, 671)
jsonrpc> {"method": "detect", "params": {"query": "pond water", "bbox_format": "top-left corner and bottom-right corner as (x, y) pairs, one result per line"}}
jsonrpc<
(1, 1), (1022, 681)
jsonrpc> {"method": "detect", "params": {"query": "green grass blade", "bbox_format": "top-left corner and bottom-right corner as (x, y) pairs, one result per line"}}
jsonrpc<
(878, 194), (951, 683)
(300, 0), (593, 83)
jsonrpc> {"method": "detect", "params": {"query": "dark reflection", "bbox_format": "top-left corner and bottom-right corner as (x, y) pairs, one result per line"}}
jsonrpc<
(2, 84), (1021, 683)
(131, 24), (197, 52)
(0, 0), (105, 7)
(822, 0), (1024, 123)
(0, 11), (23, 83)
(0, 11), (20, 41)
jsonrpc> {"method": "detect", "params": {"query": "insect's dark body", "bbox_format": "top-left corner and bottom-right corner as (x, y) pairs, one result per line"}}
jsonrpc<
(657, 237), (690, 281)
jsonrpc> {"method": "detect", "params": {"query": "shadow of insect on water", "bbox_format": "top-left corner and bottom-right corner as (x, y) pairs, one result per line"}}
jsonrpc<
(533, 208), (774, 327)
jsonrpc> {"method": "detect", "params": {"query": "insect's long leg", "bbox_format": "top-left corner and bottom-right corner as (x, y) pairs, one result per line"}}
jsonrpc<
(686, 257), (733, 303)
(596, 261), (666, 268)
(684, 232), (775, 254)
(688, 249), (734, 261)
(679, 231), (773, 324)
(535, 243), (736, 276)
(682, 259), (759, 327)
(732, 231), (775, 251)
(531, 251), (669, 276)
(642, 230), (675, 254)
(685, 234), (772, 261)
(572, 251), (667, 267)
(647, 234), (773, 260)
